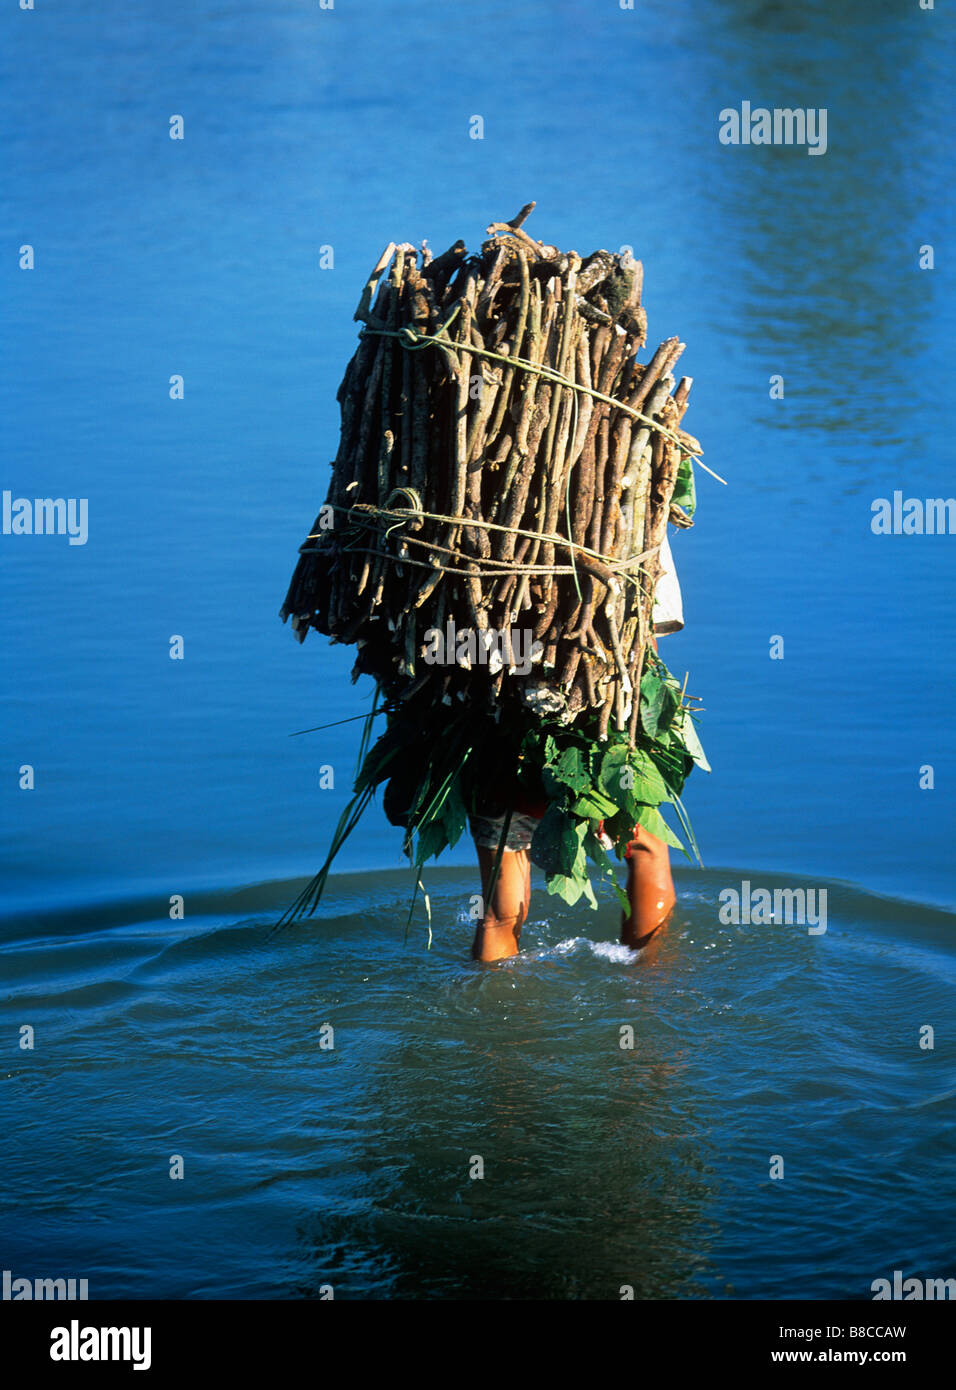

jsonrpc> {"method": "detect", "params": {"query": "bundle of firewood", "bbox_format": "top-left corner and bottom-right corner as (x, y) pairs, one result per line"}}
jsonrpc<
(280, 204), (702, 743)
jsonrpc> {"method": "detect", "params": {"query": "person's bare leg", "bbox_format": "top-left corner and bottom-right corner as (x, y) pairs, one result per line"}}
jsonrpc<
(621, 825), (675, 949)
(472, 844), (531, 961)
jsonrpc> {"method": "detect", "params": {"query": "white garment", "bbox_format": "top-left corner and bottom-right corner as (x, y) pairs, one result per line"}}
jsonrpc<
(652, 531), (684, 634)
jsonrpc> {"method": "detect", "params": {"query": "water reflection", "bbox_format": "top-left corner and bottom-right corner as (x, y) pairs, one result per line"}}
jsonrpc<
(692, 0), (949, 457)
(292, 923), (722, 1298)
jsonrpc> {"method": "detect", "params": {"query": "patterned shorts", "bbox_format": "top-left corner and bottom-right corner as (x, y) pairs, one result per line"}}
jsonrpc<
(468, 810), (614, 854)
(468, 810), (541, 853)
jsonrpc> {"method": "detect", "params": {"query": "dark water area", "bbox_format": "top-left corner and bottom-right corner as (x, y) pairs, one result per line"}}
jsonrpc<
(1, 0), (953, 1300)
(2, 869), (954, 1300)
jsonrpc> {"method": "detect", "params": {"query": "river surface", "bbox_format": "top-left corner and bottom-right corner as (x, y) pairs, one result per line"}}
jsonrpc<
(1, 0), (953, 1299)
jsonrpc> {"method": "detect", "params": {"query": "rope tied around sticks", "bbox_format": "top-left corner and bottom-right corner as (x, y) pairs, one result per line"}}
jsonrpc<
(299, 499), (661, 594)
(358, 319), (727, 486)
(282, 214), (712, 750)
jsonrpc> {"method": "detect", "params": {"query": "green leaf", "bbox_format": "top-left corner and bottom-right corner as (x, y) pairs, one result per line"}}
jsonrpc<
(629, 749), (671, 805)
(633, 803), (684, 850)
(531, 805), (586, 878)
(597, 745), (629, 801)
(355, 730), (403, 793)
(546, 746), (590, 795)
(571, 787), (620, 819)
(441, 775), (468, 846)
(530, 805), (568, 875)
(640, 666), (681, 739)
(604, 807), (636, 859)
(671, 453), (697, 517)
(546, 872), (586, 907)
(640, 666), (665, 736)
(541, 765), (569, 803)
(676, 710), (711, 772)
(648, 744), (692, 799)
(545, 865), (598, 910)
(601, 745), (669, 813)
(671, 791), (703, 866)
(415, 818), (448, 865)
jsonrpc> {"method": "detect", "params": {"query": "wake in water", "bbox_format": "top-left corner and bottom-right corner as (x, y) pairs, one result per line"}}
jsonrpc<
(1, 865), (954, 1299)
(510, 933), (640, 965)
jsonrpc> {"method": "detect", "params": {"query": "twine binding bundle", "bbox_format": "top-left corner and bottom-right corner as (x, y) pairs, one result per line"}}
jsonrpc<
(280, 203), (712, 744)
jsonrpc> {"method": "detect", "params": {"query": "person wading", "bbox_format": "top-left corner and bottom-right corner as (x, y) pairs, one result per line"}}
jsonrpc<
(469, 535), (685, 961)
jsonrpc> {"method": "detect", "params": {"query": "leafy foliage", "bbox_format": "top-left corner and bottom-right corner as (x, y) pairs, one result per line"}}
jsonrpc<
(282, 647), (709, 927)
(671, 453), (697, 518)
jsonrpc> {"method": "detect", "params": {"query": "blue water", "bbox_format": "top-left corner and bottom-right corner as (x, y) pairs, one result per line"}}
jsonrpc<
(2, 871), (955, 1300)
(1, 0), (954, 1300)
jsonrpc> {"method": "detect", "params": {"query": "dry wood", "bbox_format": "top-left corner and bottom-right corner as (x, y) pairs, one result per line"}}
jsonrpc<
(281, 212), (703, 741)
